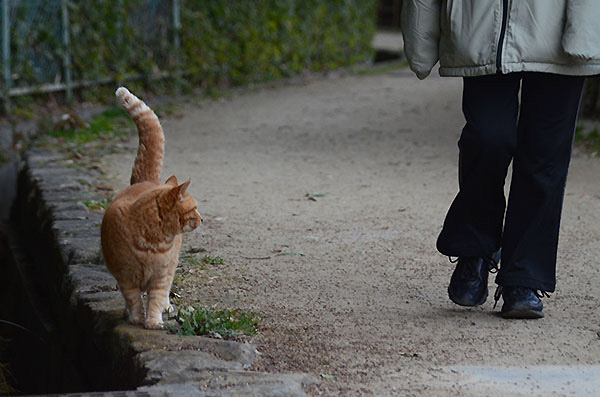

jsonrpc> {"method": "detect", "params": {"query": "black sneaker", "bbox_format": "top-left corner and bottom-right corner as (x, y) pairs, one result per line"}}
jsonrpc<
(448, 250), (500, 307)
(495, 286), (547, 319)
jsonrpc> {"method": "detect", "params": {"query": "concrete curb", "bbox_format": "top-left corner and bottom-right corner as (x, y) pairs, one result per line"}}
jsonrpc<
(13, 146), (315, 395)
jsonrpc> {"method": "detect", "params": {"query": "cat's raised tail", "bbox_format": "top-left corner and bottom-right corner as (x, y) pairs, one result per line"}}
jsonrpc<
(116, 87), (164, 185)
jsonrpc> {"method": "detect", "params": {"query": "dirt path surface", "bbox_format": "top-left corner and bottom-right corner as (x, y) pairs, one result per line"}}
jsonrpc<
(101, 69), (600, 396)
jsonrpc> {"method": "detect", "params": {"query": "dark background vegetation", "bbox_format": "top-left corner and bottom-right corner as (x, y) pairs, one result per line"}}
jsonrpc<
(7, 0), (377, 108)
(582, 80), (600, 119)
(6, 0), (599, 119)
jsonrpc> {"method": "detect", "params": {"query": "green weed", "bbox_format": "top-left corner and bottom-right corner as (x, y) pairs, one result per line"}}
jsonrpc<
(185, 247), (207, 255)
(46, 107), (134, 145)
(180, 255), (204, 268)
(80, 198), (110, 211)
(173, 305), (260, 339)
(0, 361), (15, 395)
(0, 337), (13, 395)
(180, 252), (223, 268)
(0, 322), (31, 395)
(201, 255), (224, 266)
(75, 178), (92, 187)
(172, 274), (182, 286)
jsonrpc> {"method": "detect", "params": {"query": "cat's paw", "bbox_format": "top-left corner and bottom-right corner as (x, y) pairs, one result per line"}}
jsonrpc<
(144, 319), (164, 330)
(128, 312), (145, 325)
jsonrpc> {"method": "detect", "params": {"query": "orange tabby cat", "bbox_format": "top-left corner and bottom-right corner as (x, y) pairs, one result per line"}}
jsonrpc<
(101, 87), (203, 329)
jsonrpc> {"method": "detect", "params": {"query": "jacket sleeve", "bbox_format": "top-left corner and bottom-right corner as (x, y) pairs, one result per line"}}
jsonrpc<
(401, 0), (442, 79)
(562, 0), (600, 61)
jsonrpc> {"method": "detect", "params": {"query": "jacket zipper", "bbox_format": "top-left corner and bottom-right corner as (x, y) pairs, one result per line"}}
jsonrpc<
(496, 0), (509, 73)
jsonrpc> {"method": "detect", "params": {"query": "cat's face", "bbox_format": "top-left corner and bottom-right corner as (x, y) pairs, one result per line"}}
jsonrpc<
(178, 195), (203, 232)
(162, 176), (203, 234)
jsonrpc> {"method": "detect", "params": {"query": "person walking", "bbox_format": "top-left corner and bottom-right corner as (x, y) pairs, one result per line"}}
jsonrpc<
(400, 0), (600, 318)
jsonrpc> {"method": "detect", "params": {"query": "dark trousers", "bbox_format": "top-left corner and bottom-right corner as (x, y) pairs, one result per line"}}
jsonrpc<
(437, 72), (585, 292)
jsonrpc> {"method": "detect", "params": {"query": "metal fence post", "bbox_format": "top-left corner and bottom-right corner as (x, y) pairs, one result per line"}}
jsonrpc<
(115, 0), (124, 87)
(61, 0), (72, 104)
(2, 0), (11, 112)
(172, 0), (181, 94)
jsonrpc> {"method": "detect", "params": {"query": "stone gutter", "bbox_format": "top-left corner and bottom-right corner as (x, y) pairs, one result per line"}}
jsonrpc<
(12, 145), (313, 395)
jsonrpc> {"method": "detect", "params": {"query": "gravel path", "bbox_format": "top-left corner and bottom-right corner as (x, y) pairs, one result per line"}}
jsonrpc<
(101, 69), (600, 396)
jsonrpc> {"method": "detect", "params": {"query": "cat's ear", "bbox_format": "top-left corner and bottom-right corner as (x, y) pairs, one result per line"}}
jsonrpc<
(165, 175), (179, 186)
(177, 179), (191, 199)
(166, 179), (191, 203)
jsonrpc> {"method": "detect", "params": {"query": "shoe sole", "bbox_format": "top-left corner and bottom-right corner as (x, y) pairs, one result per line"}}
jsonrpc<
(500, 309), (544, 319)
(448, 289), (488, 307)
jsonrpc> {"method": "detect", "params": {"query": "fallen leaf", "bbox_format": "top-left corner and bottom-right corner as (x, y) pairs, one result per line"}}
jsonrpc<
(305, 192), (327, 201)
(241, 256), (272, 260)
(277, 252), (305, 257)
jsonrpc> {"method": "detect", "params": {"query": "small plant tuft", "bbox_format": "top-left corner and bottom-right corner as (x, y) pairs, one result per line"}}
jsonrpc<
(201, 255), (224, 266)
(75, 178), (92, 187)
(180, 252), (223, 268)
(0, 361), (15, 395)
(46, 107), (134, 145)
(80, 198), (110, 211)
(180, 255), (203, 268)
(185, 247), (207, 255)
(173, 305), (260, 340)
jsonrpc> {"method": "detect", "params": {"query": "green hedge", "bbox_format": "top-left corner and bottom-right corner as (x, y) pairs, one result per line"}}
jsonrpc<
(10, 0), (376, 97)
(180, 1), (377, 87)
(581, 77), (600, 119)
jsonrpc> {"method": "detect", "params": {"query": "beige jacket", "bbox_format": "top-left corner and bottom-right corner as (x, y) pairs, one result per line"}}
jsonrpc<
(401, 0), (600, 79)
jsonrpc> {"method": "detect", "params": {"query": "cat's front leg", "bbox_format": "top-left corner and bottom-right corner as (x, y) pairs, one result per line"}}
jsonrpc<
(121, 286), (144, 325)
(145, 288), (168, 329)
(162, 256), (178, 319)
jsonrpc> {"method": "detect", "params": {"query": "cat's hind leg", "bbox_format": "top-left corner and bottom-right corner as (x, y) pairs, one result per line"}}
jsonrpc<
(120, 286), (144, 325)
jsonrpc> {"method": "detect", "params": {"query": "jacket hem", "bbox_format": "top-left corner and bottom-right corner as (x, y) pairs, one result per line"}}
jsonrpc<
(440, 62), (600, 77)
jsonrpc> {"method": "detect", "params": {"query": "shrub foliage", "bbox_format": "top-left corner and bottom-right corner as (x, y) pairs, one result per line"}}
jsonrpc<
(9, 0), (376, 96)
(179, 0), (376, 87)
(581, 77), (600, 119)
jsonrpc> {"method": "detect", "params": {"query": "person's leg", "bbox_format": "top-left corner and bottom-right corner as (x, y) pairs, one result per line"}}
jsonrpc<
(496, 73), (585, 293)
(437, 73), (521, 257)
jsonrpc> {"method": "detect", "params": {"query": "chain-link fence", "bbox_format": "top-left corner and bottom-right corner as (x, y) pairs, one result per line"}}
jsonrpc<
(2, 0), (379, 112)
(2, 0), (181, 107)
